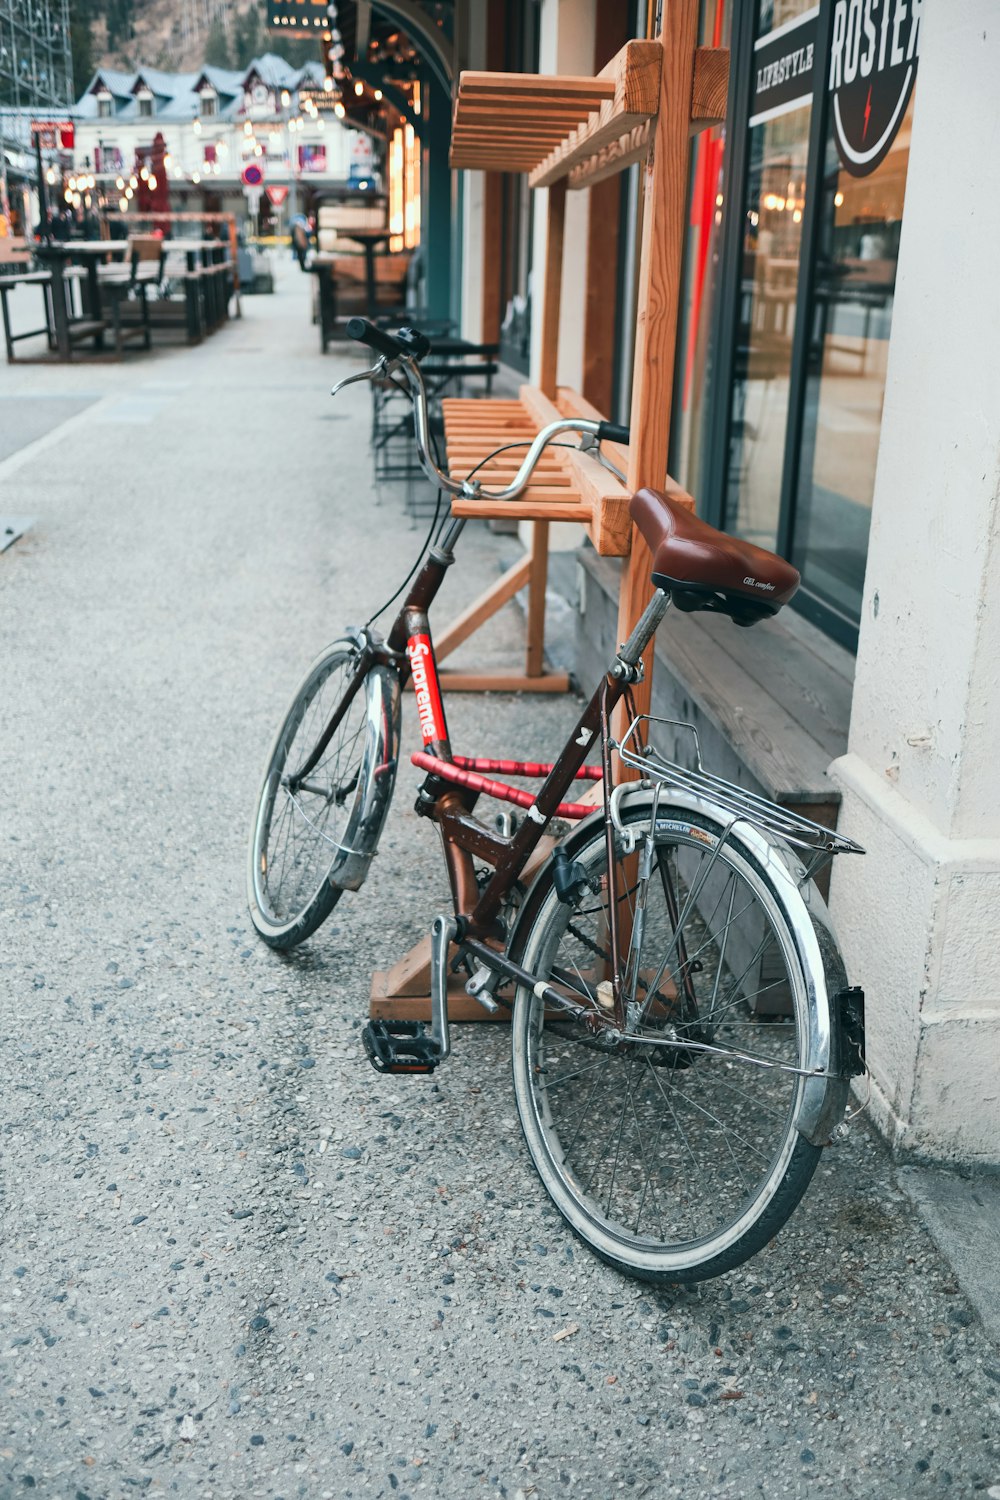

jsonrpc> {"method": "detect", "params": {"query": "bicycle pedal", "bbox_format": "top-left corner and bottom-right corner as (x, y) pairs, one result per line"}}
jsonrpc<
(361, 1019), (441, 1076)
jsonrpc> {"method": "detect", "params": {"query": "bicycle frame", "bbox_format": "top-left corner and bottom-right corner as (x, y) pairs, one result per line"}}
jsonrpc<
(299, 505), (670, 1031)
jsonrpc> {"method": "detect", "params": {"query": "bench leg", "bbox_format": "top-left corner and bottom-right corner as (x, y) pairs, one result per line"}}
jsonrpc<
(185, 278), (201, 343)
(0, 288), (14, 362)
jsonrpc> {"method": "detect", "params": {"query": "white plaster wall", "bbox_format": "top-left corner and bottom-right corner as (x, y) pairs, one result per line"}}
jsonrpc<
(829, 0), (1000, 1164)
(529, 0), (596, 393)
(460, 169), (485, 342)
(457, 1), (487, 342)
(844, 2), (1000, 844)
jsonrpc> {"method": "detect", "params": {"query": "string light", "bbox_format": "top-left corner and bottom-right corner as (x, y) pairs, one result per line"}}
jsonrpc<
(354, 80), (364, 96)
(334, 101), (345, 118)
(119, 196), (128, 212)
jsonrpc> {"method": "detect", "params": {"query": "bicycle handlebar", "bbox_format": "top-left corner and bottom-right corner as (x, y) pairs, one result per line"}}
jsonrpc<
(346, 317), (431, 363)
(338, 320), (630, 502)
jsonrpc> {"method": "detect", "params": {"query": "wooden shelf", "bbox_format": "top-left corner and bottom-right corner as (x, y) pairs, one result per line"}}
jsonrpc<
(449, 41), (727, 191)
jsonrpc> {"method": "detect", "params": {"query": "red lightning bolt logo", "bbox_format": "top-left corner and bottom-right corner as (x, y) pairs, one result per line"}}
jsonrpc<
(862, 84), (872, 140)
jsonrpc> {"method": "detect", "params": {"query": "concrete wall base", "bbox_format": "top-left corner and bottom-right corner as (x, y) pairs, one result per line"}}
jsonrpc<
(831, 754), (1000, 1166)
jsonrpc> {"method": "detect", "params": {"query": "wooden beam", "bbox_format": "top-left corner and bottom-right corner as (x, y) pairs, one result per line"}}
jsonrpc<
(539, 179), (566, 398)
(525, 521), (550, 677)
(439, 671), (571, 693)
(456, 71), (616, 101)
(691, 46), (729, 131)
(567, 120), (653, 189)
(529, 40), (661, 189)
(617, 0), (701, 740)
(434, 554), (532, 662)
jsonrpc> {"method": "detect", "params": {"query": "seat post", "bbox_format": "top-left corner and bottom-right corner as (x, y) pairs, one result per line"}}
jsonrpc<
(617, 589), (671, 671)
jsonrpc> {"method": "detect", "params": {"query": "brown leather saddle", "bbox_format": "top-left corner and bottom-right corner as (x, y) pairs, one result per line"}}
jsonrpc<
(630, 488), (800, 627)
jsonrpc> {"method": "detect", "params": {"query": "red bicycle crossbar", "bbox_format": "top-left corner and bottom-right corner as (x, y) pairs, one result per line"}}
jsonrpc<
(411, 751), (599, 820)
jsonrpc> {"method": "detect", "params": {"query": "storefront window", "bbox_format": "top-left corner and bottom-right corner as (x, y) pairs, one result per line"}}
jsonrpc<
(791, 93), (914, 635)
(723, 0), (816, 551)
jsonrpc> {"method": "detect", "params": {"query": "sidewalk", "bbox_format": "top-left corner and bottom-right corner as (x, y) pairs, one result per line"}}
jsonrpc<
(1, 261), (998, 1500)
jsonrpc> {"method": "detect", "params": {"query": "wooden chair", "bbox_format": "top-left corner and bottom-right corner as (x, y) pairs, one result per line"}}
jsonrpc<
(97, 235), (165, 352)
(0, 237), (55, 362)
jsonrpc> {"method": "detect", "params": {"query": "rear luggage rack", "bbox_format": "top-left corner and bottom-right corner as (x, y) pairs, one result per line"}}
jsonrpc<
(616, 715), (865, 857)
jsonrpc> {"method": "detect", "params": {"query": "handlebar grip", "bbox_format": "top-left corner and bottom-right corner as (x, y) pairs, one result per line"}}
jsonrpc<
(346, 317), (406, 360)
(596, 421), (631, 446)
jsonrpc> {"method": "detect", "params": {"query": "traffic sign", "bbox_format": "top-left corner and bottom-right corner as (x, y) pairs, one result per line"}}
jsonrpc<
(241, 162), (265, 187)
(267, 185), (289, 206)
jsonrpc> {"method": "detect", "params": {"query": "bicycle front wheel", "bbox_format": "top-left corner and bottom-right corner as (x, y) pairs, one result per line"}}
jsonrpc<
(511, 804), (824, 1284)
(247, 636), (400, 949)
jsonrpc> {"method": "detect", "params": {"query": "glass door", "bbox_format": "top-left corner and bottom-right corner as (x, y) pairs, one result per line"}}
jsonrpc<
(789, 92), (914, 641)
(708, 0), (918, 649)
(722, 1), (819, 552)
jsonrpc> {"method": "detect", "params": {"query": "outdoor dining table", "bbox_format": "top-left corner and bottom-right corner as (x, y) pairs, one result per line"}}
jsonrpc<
(33, 240), (129, 359)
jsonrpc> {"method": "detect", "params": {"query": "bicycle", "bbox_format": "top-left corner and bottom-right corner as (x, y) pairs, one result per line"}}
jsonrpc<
(247, 317), (867, 1285)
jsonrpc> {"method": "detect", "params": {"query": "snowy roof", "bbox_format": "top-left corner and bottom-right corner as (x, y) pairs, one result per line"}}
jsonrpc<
(74, 55), (309, 121)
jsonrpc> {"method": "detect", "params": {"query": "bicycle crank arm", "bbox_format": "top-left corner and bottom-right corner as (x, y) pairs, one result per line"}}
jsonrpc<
(360, 913), (455, 1077)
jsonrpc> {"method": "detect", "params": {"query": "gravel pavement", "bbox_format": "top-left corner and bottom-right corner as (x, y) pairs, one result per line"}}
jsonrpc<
(1, 264), (999, 1500)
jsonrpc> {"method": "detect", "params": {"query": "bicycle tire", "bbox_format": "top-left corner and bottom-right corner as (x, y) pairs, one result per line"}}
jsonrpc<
(511, 801), (830, 1284)
(247, 636), (400, 950)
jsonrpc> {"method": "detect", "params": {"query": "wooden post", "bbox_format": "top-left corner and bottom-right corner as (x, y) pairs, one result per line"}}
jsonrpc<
(616, 0), (701, 740)
(539, 178), (567, 397)
(525, 520), (550, 677)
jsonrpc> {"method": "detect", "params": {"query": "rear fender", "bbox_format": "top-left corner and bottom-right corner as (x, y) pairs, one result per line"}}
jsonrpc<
(506, 787), (850, 1146)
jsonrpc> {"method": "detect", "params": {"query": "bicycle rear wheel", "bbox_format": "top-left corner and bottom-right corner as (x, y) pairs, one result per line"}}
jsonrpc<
(511, 803), (826, 1283)
(247, 636), (400, 949)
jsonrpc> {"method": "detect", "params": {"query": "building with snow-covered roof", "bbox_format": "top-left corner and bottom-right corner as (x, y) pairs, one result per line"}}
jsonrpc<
(70, 54), (374, 229)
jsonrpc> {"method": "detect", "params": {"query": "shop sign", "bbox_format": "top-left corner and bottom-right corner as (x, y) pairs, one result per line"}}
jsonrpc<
(749, 7), (819, 127)
(298, 87), (340, 111)
(31, 119), (74, 149)
(829, 0), (921, 176)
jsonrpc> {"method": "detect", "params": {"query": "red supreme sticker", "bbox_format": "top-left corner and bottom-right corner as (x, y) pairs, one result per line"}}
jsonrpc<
(406, 633), (448, 745)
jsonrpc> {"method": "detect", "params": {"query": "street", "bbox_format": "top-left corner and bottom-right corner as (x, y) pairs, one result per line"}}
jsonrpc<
(1, 264), (998, 1499)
